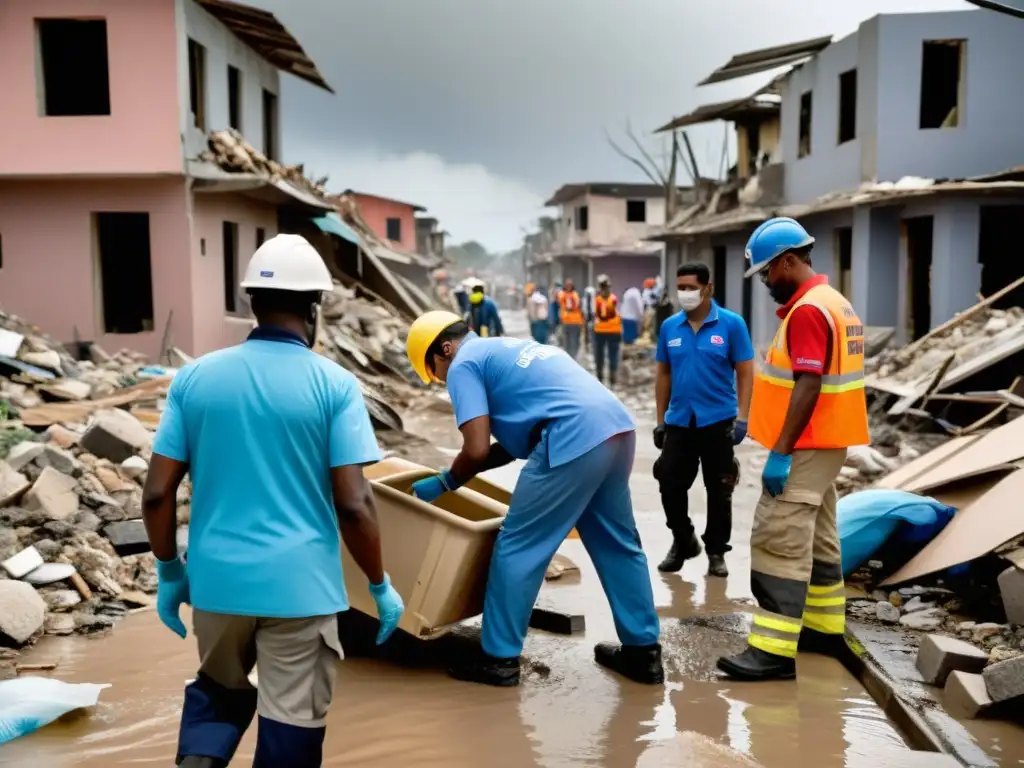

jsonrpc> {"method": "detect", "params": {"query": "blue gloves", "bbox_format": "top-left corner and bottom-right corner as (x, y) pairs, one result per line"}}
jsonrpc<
(156, 556), (190, 639)
(762, 451), (793, 497)
(733, 419), (748, 446)
(411, 470), (458, 503)
(369, 573), (404, 645)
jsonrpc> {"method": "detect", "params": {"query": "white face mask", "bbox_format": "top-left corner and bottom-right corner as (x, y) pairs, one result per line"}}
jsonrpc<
(677, 289), (703, 312)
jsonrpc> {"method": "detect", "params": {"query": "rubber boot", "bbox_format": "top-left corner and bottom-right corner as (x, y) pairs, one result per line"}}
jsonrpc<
(594, 643), (665, 684)
(253, 716), (326, 768)
(449, 653), (521, 687)
(717, 646), (796, 681)
(798, 628), (850, 659)
(178, 758), (227, 768)
(657, 531), (701, 573)
(707, 554), (729, 578)
(176, 673), (257, 766)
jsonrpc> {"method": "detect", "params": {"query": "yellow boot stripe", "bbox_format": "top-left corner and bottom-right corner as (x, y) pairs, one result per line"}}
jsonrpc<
(749, 633), (799, 659)
(807, 583), (845, 597)
(803, 612), (846, 634)
(805, 596), (846, 609)
(753, 613), (803, 634)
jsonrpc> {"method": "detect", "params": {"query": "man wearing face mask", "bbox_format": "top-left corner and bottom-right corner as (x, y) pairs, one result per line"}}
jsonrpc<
(716, 217), (868, 683)
(653, 263), (754, 578)
(403, 311), (662, 688)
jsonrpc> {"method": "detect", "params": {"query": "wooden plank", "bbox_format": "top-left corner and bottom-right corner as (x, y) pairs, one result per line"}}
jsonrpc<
(891, 353), (955, 417)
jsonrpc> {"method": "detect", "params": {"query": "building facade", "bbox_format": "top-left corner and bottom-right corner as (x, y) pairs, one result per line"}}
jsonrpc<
(345, 192), (425, 254)
(0, 0), (332, 357)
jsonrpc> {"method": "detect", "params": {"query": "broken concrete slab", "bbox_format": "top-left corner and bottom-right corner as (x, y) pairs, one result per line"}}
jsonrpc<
(1, 546), (44, 579)
(39, 378), (93, 402)
(23, 562), (77, 586)
(33, 444), (79, 476)
(5, 442), (44, 472)
(916, 634), (988, 686)
(95, 465), (133, 494)
(45, 424), (79, 449)
(0, 580), (46, 644)
(876, 601), (901, 624)
(899, 608), (945, 631)
(22, 466), (79, 521)
(41, 589), (82, 612)
(79, 408), (152, 462)
(20, 350), (62, 373)
(44, 613), (76, 636)
(997, 566), (1024, 625)
(102, 520), (151, 556)
(982, 654), (1024, 703)
(0, 462), (30, 507)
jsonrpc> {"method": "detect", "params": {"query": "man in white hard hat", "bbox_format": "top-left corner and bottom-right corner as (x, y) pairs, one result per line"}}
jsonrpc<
(142, 234), (404, 768)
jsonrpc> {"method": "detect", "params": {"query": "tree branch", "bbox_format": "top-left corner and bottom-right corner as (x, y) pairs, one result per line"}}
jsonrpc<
(604, 127), (662, 186)
(625, 120), (669, 185)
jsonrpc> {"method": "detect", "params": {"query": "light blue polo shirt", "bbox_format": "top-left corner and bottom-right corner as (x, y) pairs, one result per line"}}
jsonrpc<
(152, 327), (381, 618)
(446, 335), (635, 467)
(656, 301), (754, 428)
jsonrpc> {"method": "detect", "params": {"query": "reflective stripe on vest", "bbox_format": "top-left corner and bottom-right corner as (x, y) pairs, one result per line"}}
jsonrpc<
(594, 294), (622, 334)
(558, 291), (583, 325)
(748, 283), (870, 450)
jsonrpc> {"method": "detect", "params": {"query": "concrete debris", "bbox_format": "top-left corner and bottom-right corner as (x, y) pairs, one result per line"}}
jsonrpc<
(982, 654), (1024, 703)
(899, 607), (946, 631)
(944, 671), (993, 719)
(79, 409), (152, 463)
(876, 601), (901, 624)
(997, 566), (1024, 625)
(23, 467), (78, 521)
(916, 634), (988, 686)
(0, 580), (46, 644)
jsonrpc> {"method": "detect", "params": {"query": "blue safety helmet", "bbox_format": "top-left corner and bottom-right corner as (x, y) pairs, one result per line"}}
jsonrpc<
(744, 217), (815, 278)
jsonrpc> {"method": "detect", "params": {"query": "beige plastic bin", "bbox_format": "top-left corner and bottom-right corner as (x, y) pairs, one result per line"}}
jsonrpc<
(365, 457), (513, 507)
(342, 468), (508, 638)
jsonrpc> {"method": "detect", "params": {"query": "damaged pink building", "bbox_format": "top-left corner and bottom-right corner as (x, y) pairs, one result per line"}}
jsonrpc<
(0, 0), (334, 358)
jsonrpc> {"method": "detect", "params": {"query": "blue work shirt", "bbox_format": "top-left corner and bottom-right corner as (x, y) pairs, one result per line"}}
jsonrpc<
(466, 296), (504, 337)
(656, 301), (754, 428)
(446, 335), (635, 467)
(152, 326), (381, 619)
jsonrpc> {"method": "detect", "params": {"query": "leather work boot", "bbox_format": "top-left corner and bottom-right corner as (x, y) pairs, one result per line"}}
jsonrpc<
(798, 628), (850, 659)
(449, 653), (521, 687)
(595, 642), (665, 684)
(717, 646), (796, 681)
(707, 554), (729, 578)
(657, 531), (701, 572)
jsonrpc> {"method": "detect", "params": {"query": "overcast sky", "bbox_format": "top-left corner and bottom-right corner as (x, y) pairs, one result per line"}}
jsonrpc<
(252, 0), (976, 250)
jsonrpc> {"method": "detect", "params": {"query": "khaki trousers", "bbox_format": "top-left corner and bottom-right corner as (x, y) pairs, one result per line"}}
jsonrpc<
(193, 610), (344, 728)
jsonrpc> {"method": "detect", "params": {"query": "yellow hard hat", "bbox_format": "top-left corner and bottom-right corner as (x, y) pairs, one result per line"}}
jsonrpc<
(406, 310), (464, 384)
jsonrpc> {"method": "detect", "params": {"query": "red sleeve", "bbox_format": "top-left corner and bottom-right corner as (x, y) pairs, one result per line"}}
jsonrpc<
(787, 305), (831, 374)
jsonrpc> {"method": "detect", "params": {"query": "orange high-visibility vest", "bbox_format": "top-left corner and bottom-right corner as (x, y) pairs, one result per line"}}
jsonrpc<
(594, 294), (622, 334)
(749, 283), (869, 450)
(558, 290), (584, 325)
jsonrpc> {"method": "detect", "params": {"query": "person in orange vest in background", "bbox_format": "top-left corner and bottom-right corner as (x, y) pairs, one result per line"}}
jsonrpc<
(717, 217), (869, 683)
(593, 275), (623, 386)
(557, 279), (585, 360)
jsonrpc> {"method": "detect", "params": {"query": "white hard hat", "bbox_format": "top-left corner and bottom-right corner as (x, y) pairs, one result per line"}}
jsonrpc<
(240, 234), (334, 293)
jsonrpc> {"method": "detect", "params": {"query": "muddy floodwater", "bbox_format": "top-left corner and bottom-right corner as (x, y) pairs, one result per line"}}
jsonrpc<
(7, 428), (967, 768)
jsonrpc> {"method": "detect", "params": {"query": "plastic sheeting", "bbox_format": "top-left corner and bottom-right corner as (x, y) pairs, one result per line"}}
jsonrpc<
(0, 677), (110, 743)
(838, 489), (956, 577)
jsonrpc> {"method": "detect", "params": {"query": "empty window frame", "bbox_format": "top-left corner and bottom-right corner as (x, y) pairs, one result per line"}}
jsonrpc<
(255, 227), (266, 249)
(575, 205), (589, 232)
(626, 200), (647, 223)
(386, 218), (402, 242)
(835, 227), (853, 299)
(223, 221), (239, 313)
(262, 89), (278, 160)
(94, 213), (155, 334)
(228, 65), (242, 131)
(838, 69), (857, 144)
(920, 40), (965, 129)
(188, 39), (207, 131)
(798, 91), (813, 158)
(37, 19), (111, 116)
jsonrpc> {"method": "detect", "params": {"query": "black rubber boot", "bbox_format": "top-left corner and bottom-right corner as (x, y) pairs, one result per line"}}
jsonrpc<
(707, 554), (729, 578)
(657, 531), (701, 572)
(798, 628), (849, 658)
(449, 654), (521, 687)
(717, 646), (796, 681)
(178, 758), (228, 768)
(594, 643), (665, 684)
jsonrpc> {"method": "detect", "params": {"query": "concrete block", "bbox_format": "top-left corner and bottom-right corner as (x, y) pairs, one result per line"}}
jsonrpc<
(0, 462), (30, 507)
(102, 520), (151, 556)
(79, 409), (151, 463)
(529, 608), (585, 635)
(916, 634), (988, 686)
(998, 566), (1024, 625)
(39, 379), (92, 401)
(22, 467), (79, 520)
(0, 581), (46, 644)
(983, 654), (1024, 703)
(33, 445), (79, 476)
(945, 671), (993, 719)
(5, 442), (44, 472)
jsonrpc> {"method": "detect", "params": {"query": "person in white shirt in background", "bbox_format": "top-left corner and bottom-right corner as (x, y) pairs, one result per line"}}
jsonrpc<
(620, 285), (645, 345)
(527, 289), (550, 344)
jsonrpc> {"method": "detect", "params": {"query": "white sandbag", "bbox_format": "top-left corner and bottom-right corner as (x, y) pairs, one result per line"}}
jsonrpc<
(0, 677), (110, 743)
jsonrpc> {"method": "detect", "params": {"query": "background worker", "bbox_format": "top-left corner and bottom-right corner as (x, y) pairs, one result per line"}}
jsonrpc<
(465, 278), (504, 337)
(453, 279), (471, 316)
(593, 275), (623, 386)
(527, 285), (550, 343)
(620, 284), (645, 345)
(654, 263), (754, 579)
(404, 312), (662, 688)
(717, 217), (869, 682)
(142, 234), (404, 768)
(557, 279), (585, 359)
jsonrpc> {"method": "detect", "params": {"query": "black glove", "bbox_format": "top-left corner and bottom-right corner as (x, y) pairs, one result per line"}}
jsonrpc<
(653, 424), (666, 450)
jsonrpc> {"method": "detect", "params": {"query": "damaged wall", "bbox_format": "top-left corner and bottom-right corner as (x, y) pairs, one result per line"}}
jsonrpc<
(0, 178), (193, 359)
(590, 255), (661, 296)
(854, 206), (900, 329)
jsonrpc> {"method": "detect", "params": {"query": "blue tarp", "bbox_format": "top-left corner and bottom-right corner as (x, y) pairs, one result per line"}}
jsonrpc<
(311, 213), (362, 246)
(838, 489), (957, 577)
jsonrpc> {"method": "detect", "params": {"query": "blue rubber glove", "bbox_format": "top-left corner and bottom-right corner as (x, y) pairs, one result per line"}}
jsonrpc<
(369, 573), (404, 645)
(762, 451), (793, 498)
(155, 557), (190, 639)
(732, 419), (748, 446)
(411, 470), (458, 503)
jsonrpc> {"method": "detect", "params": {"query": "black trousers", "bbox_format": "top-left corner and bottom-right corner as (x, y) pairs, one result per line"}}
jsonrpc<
(655, 419), (738, 555)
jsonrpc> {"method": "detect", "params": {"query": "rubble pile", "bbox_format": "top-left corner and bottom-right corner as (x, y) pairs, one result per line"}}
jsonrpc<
(201, 129), (330, 201)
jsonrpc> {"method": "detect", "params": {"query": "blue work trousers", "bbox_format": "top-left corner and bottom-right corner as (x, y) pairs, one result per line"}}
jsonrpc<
(594, 332), (622, 383)
(481, 430), (660, 659)
(530, 319), (550, 344)
(562, 324), (582, 360)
